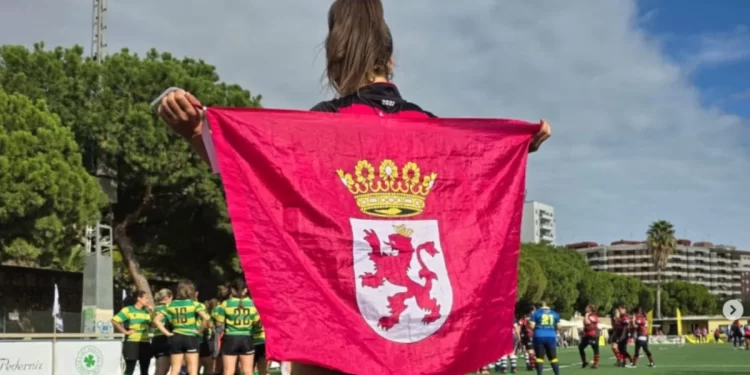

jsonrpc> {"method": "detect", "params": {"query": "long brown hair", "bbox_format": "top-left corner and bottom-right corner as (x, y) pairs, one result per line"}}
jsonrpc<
(230, 278), (248, 308)
(175, 279), (197, 300)
(205, 298), (220, 315)
(325, 0), (393, 96)
(217, 284), (230, 301)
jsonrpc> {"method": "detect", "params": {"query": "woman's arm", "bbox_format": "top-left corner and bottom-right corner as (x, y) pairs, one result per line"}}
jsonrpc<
(153, 313), (173, 336)
(112, 309), (134, 335)
(157, 90), (211, 165)
(197, 310), (211, 333)
(529, 119), (551, 152)
(111, 320), (133, 335)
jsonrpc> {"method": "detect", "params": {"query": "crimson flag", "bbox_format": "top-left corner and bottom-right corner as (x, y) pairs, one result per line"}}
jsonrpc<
(204, 108), (539, 375)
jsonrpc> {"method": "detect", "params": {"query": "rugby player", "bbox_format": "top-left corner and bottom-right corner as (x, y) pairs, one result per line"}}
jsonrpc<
(578, 304), (600, 369)
(518, 310), (536, 371)
(530, 302), (561, 375)
(626, 307), (654, 368)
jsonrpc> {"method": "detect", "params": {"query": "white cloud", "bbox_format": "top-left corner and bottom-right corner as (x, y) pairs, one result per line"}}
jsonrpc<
(1, 0), (749, 247)
(731, 89), (750, 101)
(681, 25), (750, 72)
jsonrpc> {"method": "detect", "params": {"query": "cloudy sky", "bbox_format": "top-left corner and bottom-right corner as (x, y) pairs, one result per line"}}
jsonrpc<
(2, 0), (749, 248)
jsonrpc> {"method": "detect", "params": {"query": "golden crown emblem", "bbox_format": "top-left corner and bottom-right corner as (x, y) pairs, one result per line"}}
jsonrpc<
(336, 159), (437, 218)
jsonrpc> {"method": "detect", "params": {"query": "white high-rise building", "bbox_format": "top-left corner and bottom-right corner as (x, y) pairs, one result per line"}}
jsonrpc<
(521, 201), (556, 245)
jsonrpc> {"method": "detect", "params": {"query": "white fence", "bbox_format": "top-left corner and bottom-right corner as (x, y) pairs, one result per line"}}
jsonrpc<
(0, 333), (125, 375)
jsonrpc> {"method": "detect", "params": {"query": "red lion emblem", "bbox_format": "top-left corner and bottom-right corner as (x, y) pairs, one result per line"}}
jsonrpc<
(359, 228), (442, 331)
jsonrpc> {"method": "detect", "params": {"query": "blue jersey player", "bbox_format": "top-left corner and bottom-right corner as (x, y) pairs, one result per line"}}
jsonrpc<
(531, 302), (561, 375)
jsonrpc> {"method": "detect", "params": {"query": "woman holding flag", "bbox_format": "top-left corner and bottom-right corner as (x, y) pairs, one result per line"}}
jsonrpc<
(156, 0), (552, 373)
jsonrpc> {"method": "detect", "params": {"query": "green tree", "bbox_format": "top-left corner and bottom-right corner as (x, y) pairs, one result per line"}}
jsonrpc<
(0, 88), (107, 267)
(660, 281), (715, 316)
(608, 274), (644, 310)
(0, 44), (260, 302)
(576, 270), (614, 314)
(521, 243), (588, 318)
(517, 252), (548, 306)
(646, 220), (677, 318)
(636, 283), (655, 313)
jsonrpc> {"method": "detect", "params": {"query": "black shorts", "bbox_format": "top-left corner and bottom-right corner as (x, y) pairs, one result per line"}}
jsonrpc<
(122, 341), (153, 361)
(616, 339), (629, 350)
(633, 339), (650, 355)
(255, 343), (266, 359)
(169, 334), (200, 354)
(222, 335), (254, 356)
(532, 337), (557, 360)
(199, 340), (213, 358)
(152, 336), (170, 358)
(521, 336), (533, 349)
(580, 335), (599, 347)
(607, 333), (617, 344)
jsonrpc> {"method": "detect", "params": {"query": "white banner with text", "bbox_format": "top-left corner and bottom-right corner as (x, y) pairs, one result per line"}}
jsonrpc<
(0, 341), (53, 375)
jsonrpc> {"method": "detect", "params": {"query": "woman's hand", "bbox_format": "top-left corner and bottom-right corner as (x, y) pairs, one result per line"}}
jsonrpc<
(157, 89), (204, 139)
(529, 119), (551, 153)
(166, 332), (174, 337)
(125, 329), (136, 335)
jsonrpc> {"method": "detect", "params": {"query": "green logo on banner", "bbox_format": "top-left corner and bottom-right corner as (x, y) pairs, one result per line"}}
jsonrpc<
(75, 345), (103, 375)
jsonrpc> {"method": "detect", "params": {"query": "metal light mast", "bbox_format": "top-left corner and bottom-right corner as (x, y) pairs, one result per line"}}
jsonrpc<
(82, 0), (115, 335)
(91, 0), (107, 63)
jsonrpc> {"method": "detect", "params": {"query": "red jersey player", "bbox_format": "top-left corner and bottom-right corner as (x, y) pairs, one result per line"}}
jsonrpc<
(518, 310), (536, 371)
(627, 307), (654, 368)
(612, 305), (632, 367)
(579, 304), (600, 369)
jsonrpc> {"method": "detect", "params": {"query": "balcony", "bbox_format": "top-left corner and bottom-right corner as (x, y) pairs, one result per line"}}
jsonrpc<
(538, 210), (553, 220)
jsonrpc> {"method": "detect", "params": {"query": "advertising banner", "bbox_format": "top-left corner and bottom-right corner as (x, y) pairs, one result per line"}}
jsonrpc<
(55, 340), (121, 375)
(0, 341), (52, 375)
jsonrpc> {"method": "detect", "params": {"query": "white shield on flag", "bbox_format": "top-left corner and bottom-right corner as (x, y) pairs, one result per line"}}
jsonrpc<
(351, 218), (453, 343)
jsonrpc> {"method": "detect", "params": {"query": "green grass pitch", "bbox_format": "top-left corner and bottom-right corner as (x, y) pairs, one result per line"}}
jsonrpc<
(505, 344), (750, 375)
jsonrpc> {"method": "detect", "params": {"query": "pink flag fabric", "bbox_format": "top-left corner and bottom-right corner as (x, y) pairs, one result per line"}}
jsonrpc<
(205, 108), (539, 375)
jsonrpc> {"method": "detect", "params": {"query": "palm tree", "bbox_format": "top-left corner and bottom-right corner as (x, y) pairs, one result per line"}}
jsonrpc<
(647, 220), (677, 319)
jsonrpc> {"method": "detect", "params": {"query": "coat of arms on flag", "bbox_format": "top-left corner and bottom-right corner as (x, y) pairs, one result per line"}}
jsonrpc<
(203, 107), (540, 375)
(338, 159), (452, 343)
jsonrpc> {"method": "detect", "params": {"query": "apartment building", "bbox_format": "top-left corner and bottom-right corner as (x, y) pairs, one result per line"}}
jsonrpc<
(740, 253), (750, 300)
(521, 201), (556, 245)
(569, 240), (743, 298)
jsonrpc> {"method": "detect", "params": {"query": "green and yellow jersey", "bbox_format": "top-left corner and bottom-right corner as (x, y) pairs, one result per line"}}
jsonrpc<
(253, 309), (265, 345)
(165, 299), (205, 336)
(213, 297), (259, 336)
(196, 301), (209, 343)
(113, 305), (152, 342)
(152, 304), (169, 337)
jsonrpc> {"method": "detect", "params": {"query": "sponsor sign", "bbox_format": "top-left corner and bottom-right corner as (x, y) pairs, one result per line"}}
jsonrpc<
(0, 341), (52, 375)
(55, 340), (121, 375)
